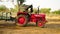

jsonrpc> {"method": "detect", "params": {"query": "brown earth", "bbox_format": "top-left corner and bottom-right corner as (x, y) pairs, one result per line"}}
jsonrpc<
(0, 14), (60, 34)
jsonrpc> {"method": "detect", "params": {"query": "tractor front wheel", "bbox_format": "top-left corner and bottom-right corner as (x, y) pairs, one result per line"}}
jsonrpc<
(37, 21), (45, 28)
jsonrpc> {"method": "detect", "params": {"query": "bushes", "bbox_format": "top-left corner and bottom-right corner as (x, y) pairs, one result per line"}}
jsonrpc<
(0, 5), (7, 12)
(40, 8), (51, 14)
(52, 10), (60, 14)
(33, 8), (51, 14)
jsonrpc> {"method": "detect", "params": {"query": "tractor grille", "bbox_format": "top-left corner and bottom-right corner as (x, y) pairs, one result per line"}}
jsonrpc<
(39, 17), (43, 21)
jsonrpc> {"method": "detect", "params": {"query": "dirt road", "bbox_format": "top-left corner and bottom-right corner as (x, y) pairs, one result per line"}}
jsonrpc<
(0, 21), (60, 34)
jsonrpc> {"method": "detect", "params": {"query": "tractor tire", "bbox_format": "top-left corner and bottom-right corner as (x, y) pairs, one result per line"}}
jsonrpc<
(37, 21), (45, 28)
(15, 14), (29, 27)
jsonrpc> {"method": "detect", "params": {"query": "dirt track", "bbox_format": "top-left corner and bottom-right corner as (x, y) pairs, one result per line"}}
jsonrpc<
(0, 14), (60, 34)
(0, 21), (60, 34)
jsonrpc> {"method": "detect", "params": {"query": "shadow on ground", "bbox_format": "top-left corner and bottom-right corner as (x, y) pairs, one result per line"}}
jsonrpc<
(0, 24), (60, 28)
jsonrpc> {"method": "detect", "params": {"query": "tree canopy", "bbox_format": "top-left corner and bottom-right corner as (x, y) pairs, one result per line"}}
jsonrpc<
(40, 8), (51, 13)
(17, 0), (25, 5)
(0, 5), (6, 11)
(52, 10), (60, 14)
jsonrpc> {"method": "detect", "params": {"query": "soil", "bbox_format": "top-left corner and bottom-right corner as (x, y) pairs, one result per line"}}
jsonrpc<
(0, 14), (60, 34)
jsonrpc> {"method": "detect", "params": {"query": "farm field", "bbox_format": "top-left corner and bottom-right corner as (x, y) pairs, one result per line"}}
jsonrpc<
(0, 14), (60, 34)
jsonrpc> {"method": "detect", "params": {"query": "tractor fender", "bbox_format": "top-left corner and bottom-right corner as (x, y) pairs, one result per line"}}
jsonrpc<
(17, 12), (29, 16)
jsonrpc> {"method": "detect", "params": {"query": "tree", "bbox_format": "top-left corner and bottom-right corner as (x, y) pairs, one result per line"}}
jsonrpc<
(40, 8), (51, 13)
(0, 5), (10, 13)
(0, 5), (6, 12)
(17, 0), (25, 6)
(10, 8), (17, 12)
(52, 10), (60, 14)
(17, 0), (25, 11)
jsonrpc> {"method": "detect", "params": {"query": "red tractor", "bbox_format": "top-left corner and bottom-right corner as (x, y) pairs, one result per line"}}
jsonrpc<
(15, 5), (47, 28)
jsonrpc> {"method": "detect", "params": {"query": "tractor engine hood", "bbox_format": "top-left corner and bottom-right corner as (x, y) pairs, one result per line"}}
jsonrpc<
(31, 13), (46, 18)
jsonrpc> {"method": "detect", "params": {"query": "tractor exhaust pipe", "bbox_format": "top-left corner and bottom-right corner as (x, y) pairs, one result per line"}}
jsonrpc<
(38, 6), (40, 14)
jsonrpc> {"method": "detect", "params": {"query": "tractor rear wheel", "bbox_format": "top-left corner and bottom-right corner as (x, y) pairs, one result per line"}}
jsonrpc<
(16, 14), (28, 27)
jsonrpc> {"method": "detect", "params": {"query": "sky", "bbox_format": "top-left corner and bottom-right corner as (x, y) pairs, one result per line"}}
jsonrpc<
(24, 0), (60, 11)
(0, 0), (60, 11)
